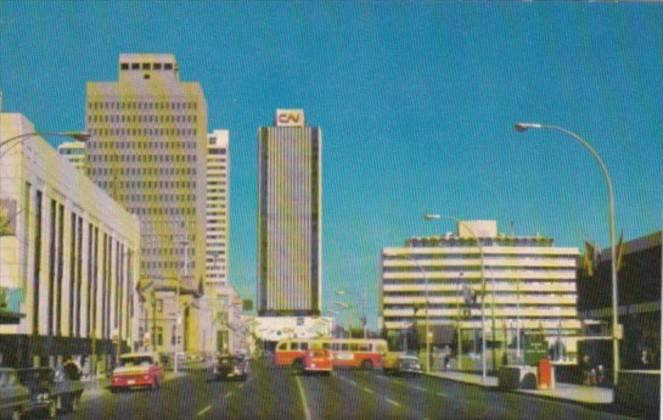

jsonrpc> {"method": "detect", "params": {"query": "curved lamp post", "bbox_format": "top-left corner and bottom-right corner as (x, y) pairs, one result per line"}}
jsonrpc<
(514, 122), (620, 386)
(0, 130), (90, 159)
(423, 214), (490, 383)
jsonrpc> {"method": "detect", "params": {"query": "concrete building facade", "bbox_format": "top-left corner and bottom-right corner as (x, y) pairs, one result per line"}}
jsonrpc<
(0, 113), (140, 371)
(257, 109), (322, 316)
(381, 220), (582, 364)
(85, 53), (208, 353)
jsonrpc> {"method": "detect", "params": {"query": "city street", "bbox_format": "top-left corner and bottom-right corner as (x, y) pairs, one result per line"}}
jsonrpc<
(60, 359), (636, 420)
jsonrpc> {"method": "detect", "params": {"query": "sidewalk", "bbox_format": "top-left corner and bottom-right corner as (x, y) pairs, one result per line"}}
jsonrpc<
(426, 370), (613, 405)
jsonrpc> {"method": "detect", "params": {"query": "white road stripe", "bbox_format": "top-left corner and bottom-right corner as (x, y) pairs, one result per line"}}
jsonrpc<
(413, 385), (427, 392)
(295, 375), (313, 420)
(197, 405), (212, 416)
(436, 392), (447, 398)
(362, 386), (375, 394)
(224, 392), (233, 398)
(385, 397), (402, 408)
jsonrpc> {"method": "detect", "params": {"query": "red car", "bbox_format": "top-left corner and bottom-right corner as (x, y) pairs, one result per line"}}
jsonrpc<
(303, 349), (333, 375)
(110, 352), (164, 392)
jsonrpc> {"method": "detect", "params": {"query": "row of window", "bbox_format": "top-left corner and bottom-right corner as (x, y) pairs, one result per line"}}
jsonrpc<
(131, 207), (195, 216)
(88, 114), (197, 123)
(143, 260), (193, 270)
(143, 247), (193, 256)
(207, 188), (227, 194)
(208, 148), (227, 155)
(89, 154), (196, 163)
(94, 180), (196, 190)
(120, 62), (175, 72)
(91, 167), (196, 176)
(89, 140), (197, 151)
(116, 194), (195, 203)
(88, 100), (196, 110)
(89, 127), (198, 137)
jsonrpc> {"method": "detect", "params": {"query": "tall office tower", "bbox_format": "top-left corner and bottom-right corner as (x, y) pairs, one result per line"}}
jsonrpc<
(57, 141), (86, 171)
(206, 130), (230, 287)
(85, 54), (208, 351)
(257, 109), (322, 316)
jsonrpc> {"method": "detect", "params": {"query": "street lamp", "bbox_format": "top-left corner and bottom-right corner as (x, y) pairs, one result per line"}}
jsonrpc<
(423, 214), (490, 383)
(514, 122), (620, 385)
(0, 130), (90, 158)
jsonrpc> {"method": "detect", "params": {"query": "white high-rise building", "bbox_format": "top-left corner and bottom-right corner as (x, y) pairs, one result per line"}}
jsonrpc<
(206, 130), (229, 287)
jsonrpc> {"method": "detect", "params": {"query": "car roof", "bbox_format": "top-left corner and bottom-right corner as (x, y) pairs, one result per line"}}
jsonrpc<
(120, 352), (158, 359)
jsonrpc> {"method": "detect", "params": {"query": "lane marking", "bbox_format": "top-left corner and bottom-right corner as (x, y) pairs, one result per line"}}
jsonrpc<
(295, 375), (312, 420)
(436, 392), (447, 398)
(413, 385), (427, 392)
(362, 386), (375, 395)
(197, 405), (212, 416)
(224, 391), (233, 398)
(385, 397), (402, 408)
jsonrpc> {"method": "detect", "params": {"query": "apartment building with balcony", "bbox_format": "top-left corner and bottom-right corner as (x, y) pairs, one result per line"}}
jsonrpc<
(380, 220), (582, 361)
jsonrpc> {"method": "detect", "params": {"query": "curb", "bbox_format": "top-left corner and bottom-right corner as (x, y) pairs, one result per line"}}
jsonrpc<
(424, 372), (630, 414)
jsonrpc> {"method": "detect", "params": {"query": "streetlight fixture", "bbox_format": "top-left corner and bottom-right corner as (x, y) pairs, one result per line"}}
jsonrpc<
(514, 122), (620, 385)
(0, 130), (91, 158)
(423, 214), (490, 383)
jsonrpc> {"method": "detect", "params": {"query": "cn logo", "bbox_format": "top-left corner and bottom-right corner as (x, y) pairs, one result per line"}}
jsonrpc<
(277, 113), (301, 124)
(276, 109), (304, 126)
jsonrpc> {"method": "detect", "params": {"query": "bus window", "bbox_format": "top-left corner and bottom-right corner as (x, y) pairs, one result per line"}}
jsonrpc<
(341, 343), (349, 351)
(375, 343), (386, 353)
(322, 342), (330, 350)
(331, 342), (340, 351)
(359, 343), (370, 352)
(301, 342), (309, 351)
(277, 342), (288, 351)
(350, 343), (359, 352)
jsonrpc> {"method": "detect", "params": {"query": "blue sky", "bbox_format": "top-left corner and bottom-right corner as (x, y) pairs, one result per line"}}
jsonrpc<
(1, 2), (661, 330)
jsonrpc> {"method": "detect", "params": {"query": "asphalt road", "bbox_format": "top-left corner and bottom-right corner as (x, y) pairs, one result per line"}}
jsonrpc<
(58, 359), (639, 420)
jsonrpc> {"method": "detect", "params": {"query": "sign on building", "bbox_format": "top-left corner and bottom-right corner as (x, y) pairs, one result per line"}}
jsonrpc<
(275, 109), (305, 127)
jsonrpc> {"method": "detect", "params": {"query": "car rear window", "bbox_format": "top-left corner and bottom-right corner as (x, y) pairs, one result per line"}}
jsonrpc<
(120, 356), (154, 366)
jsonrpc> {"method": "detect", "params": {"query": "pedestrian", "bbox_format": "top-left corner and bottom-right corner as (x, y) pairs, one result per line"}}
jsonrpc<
(580, 354), (594, 386)
(63, 356), (82, 380)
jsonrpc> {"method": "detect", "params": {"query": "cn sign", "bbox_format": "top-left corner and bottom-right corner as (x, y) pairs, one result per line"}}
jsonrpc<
(275, 109), (305, 127)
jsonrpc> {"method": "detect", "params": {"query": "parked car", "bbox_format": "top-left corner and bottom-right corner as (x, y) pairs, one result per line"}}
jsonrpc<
(212, 355), (249, 381)
(16, 366), (84, 418)
(110, 352), (164, 392)
(303, 349), (333, 375)
(0, 368), (29, 420)
(393, 355), (423, 376)
(382, 351), (405, 375)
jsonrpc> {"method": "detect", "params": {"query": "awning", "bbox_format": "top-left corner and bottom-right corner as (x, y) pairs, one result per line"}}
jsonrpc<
(0, 309), (24, 324)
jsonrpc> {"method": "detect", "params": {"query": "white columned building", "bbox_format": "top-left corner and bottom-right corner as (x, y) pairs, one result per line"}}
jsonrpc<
(0, 113), (140, 371)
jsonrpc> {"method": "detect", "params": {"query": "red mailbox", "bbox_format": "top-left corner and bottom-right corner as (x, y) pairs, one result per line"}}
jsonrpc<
(538, 358), (552, 389)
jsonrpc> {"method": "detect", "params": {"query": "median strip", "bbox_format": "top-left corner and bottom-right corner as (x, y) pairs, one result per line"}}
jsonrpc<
(295, 375), (312, 420)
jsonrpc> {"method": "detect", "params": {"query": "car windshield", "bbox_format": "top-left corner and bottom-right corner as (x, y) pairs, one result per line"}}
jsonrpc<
(120, 356), (154, 367)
